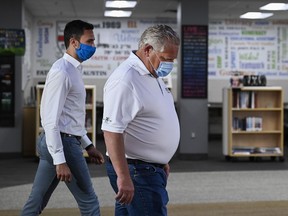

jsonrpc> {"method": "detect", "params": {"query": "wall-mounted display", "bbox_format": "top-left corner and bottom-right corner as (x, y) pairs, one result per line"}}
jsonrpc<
(181, 25), (208, 98)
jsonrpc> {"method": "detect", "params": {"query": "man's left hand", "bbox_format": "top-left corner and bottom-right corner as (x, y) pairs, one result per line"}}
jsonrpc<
(86, 146), (105, 164)
(163, 164), (170, 178)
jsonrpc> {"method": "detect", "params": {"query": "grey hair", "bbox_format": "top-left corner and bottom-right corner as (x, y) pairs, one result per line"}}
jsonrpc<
(138, 24), (180, 52)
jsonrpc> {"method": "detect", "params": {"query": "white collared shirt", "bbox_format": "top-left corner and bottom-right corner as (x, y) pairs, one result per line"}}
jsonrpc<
(101, 51), (180, 164)
(40, 53), (91, 165)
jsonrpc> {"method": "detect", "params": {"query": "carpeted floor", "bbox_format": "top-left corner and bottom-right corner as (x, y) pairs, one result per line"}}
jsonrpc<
(2, 201), (288, 216)
(3, 140), (288, 215)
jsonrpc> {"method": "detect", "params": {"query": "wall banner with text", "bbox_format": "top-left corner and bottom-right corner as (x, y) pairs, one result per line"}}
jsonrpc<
(32, 19), (177, 79)
(208, 20), (288, 79)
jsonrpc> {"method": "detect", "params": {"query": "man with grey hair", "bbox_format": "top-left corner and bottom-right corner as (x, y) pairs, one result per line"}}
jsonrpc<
(101, 24), (180, 215)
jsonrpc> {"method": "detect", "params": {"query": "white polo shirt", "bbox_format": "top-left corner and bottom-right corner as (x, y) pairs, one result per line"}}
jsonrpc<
(101, 51), (180, 164)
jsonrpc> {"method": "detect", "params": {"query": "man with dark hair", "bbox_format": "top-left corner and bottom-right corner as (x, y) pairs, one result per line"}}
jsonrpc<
(21, 20), (104, 216)
(102, 24), (180, 215)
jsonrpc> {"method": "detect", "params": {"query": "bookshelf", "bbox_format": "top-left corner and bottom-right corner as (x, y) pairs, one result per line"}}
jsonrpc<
(36, 84), (96, 156)
(222, 86), (284, 161)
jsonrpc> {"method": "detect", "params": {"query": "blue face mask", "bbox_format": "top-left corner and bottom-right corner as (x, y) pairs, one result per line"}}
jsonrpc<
(76, 43), (96, 61)
(155, 61), (174, 77)
(151, 51), (174, 77)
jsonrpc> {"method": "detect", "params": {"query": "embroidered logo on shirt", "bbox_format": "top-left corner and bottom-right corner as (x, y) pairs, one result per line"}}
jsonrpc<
(103, 117), (112, 124)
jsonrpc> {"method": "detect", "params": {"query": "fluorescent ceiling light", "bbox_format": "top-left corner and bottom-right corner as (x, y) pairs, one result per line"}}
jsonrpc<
(240, 12), (273, 19)
(105, 1), (137, 8)
(260, 3), (288, 11)
(104, 10), (132, 17)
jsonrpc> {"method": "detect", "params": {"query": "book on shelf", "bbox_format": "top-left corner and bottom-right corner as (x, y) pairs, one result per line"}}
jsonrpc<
(232, 90), (256, 108)
(232, 147), (281, 155)
(251, 147), (281, 154)
(246, 117), (262, 131)
(232, 147), (254, 155)
(240, 91), (249, 108)
(232, 116), (262, 131)
(259, 147), (281, 154)
(232, 90), (240, 108)
(250, 91), (256, 109)
(233, 151), (251, 155)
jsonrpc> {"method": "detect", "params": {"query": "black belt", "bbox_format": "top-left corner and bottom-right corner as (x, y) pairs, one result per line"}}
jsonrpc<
(107, 157), (165, 169)
(60, 132), (81, 141)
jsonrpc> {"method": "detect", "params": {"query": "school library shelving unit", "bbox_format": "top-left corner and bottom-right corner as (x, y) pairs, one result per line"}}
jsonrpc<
(222, 86), (284, 161)
(35, 84), (96, 156)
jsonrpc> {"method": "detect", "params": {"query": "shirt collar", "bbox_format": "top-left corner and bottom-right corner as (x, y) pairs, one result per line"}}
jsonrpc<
(130, 51), (151, 76)
(63, 53), (82, 70)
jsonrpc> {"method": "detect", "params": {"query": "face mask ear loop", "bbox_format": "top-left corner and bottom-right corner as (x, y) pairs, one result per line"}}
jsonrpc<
(146, 47), (156, 72)
(148, 56), (157, 76)
(154, 51), (161, 62)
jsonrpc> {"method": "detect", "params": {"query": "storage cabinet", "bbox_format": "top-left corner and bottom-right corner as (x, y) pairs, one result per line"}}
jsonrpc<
(36, 84), (96, 155)
(222, 87), (284, 161)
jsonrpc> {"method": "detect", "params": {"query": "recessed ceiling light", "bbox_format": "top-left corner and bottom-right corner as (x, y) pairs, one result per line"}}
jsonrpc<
(240, 12), (273, 19)
(104, 10), (132, 17)
(260, 3), (288, 11)
(105, 1), (137, 8)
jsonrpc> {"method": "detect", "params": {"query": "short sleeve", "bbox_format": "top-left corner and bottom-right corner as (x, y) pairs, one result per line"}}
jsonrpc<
(101, 80), (142, 133)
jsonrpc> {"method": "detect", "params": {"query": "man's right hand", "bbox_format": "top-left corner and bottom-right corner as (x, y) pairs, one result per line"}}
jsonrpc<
(115, 175), (134, 205)
(56, 163), (72, 182)
(103, 131), (135, 205)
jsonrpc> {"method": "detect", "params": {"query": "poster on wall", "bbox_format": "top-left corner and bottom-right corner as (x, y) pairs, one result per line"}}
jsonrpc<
(0, 29), (25, 56)
(181, 25), (208, 98)
(208, 20), (288, 79)
(33, 19), (178, 79)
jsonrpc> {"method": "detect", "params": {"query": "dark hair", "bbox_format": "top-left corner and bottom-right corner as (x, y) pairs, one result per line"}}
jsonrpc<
(64, 20), (94, 49)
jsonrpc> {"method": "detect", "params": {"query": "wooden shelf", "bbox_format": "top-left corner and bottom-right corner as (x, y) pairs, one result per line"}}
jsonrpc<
(222, 87), (284, 161)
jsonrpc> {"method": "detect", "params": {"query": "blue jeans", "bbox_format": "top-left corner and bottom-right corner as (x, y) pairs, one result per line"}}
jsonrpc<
(106, 161), (168, 216)
(21, 133), (100, 216)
